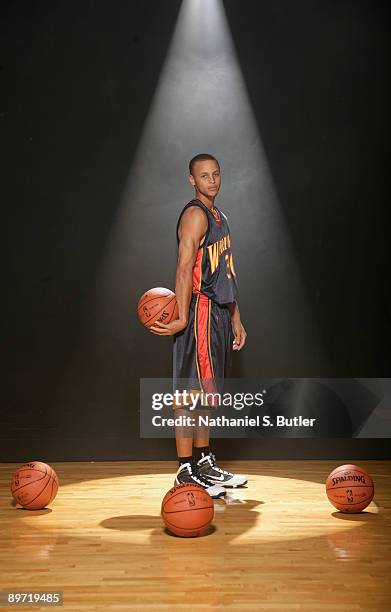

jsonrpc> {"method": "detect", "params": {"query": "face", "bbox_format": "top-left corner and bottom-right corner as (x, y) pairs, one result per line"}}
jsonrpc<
(189, 160), (221, 197)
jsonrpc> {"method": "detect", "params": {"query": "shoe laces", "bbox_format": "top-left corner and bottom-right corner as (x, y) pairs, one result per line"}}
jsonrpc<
(186, 462), (213, 488)
(208, 453), (232, 476)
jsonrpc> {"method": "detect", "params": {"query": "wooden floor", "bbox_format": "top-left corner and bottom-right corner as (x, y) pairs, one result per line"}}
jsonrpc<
(1, 460), (390, 611)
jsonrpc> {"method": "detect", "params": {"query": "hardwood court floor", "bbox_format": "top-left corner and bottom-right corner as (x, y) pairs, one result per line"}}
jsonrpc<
(1, 460), (390, 611)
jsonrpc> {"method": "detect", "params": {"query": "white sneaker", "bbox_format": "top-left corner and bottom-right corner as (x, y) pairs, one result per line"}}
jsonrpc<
(196, 453), (248, 488)
(174, 462), (226, 498)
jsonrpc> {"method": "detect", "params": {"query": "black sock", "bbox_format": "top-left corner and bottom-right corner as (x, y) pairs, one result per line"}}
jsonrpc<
(194, 445), (210, 462)
(178, 455), (193, 467)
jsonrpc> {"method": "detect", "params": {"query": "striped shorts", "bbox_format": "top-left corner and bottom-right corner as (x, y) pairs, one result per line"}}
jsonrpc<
(172, 292), (234, 408)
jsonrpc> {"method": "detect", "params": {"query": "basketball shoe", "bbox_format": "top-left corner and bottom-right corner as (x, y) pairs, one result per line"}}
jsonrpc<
(196, 452), (248, 488)
(174, 462), (226, 499)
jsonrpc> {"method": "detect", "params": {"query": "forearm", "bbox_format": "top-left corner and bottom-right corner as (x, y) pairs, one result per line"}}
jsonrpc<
(175, 266), (193, 325)
(228, 299), (240, 321)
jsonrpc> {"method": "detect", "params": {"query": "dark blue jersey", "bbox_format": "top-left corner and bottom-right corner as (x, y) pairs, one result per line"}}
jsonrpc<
(176, 198), (238, 306)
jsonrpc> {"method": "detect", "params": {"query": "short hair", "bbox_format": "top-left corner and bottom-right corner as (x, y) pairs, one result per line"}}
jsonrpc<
(189, 153), (220, 176)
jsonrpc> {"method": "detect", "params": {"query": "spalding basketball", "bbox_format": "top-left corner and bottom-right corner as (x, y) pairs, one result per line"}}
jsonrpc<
(326, 464), (374, 513)
(137, 287), (179, 329)
(10, 461), (59, 510)
(161, 483), (214, 537)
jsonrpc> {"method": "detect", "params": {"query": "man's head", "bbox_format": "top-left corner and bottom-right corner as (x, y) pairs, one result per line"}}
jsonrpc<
(188, 153), (221, 198)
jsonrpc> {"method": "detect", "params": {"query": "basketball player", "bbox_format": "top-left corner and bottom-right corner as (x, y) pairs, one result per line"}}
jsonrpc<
(149, 154), (247, 498)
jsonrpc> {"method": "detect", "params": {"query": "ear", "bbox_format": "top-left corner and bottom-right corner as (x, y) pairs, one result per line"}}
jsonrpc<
(188, 174), (195, 187)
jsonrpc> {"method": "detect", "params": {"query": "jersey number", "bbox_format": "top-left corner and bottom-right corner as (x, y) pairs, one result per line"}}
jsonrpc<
(225, 252), (236, 279)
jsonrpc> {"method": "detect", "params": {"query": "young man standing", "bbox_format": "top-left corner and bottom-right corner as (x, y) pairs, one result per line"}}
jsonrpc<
(149, 154), (247, 498)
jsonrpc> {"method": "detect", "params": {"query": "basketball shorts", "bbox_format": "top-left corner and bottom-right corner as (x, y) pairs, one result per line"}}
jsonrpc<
(172, 292), (234, 408)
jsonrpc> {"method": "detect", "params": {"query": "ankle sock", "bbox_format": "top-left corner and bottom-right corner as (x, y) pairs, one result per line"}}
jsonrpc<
(178, 455), (193, 467)
(194, 445), (210, 462)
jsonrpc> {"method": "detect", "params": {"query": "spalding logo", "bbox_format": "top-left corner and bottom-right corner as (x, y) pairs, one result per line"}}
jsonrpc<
(332, 474), (366, 486)
(158, 310), (169, 322)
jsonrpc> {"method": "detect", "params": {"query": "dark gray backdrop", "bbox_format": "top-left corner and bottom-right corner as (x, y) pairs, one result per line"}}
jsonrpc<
(1, 0), (390, 461)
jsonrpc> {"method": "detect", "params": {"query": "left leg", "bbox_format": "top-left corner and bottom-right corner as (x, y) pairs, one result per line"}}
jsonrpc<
(194, 299), (248, 488)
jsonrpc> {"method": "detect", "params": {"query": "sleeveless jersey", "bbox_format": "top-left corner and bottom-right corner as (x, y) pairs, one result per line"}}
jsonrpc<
(176, 198), (238, 306)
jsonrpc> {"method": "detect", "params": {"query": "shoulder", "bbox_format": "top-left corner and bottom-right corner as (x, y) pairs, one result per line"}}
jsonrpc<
(179, 203), (208, 225)
(177, 203), (208, 242)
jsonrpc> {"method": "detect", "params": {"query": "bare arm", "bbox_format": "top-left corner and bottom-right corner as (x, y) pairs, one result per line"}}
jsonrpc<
(229, 298), (247, 350)
(228, 300), (240, 321)
(175, 207), (207, 325)
(149, 206), (207, 336)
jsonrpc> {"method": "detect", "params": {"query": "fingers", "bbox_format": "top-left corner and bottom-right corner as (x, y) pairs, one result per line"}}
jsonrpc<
(149, 320), (169, 334)
(233, 334), (246, 350)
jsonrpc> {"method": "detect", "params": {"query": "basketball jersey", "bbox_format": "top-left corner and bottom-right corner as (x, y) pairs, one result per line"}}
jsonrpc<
(176, 198), (238, 306)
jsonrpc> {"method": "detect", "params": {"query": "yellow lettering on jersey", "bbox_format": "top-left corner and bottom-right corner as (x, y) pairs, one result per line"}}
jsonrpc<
(207, 233), (232, 274)
(229, 252), (236, 276)
(225, 253), (231, 278)
(207, 242), (220, 274)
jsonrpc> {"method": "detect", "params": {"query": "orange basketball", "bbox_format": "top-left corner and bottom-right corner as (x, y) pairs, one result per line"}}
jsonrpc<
(326, 464), (374, 513)
(10, 461), (59, 510)
(137, 287), (179, 329)
(161, 483), (214, 537)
